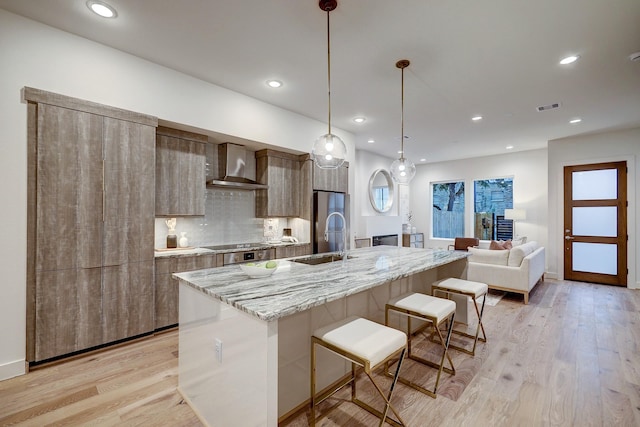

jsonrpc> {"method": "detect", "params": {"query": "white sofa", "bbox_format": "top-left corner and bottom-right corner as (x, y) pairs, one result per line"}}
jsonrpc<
(466, 241), (545, 304)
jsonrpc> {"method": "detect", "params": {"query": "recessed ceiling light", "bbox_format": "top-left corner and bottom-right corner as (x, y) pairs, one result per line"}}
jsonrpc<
(266, 80), (282, 88)
(86, 1), (117, 18)
(420, 158), (426, 162)
(560, 55), (580, 65)
(506, 145), (514, 150)
(367, 139), (375, 144)
(471, 115), (483, 122)
(569, 118), (582, 124)
(353, 117), (366, 123)
(397, 150), (403, 154)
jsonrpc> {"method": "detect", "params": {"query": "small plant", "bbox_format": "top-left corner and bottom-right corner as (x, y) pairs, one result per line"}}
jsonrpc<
(407, 212), (413, 223)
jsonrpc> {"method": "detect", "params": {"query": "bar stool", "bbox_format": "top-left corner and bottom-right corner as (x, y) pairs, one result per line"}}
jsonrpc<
(432, 278), (488, 356)
(311, 316), (407, 427)
(385, 293), (456, 398)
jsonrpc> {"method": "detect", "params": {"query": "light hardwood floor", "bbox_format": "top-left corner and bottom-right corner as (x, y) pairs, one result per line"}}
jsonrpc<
(1, 279), (639, 426)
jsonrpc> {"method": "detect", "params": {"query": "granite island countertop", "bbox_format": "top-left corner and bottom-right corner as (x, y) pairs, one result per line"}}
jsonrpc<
(174, 246), (470, 322)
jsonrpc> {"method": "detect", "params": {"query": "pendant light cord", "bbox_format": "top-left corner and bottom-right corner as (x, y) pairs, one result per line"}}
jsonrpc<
(326, 9), (332, 135)
(400, 64), (405, 161)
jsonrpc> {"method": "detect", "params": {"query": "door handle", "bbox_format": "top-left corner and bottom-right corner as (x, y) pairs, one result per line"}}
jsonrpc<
(565, 236), (574, 240)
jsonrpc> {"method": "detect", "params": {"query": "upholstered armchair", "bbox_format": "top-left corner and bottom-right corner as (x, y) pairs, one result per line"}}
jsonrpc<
(447, 237), (480, 251)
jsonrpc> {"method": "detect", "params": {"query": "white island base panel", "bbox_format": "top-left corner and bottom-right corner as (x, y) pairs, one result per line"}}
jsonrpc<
(178, 258), (467, 426)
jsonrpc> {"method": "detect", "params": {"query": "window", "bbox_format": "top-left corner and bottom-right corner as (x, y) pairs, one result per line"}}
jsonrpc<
(373, 186), (389, 211)
(473, 178), (513, 240)
(432, 181), (464, 238)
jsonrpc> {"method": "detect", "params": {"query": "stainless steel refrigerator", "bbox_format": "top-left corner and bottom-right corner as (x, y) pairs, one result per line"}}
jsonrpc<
(313, 191), (350, 254)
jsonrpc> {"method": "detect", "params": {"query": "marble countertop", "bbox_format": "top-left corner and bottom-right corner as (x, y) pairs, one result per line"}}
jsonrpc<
(174, 246), (470, 322)
(154, 241), (309, 258)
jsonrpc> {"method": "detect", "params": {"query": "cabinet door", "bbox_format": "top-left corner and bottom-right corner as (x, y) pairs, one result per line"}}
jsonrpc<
(102, 119), (155, 340)
(103, 118), (156, 266)
(155, 254), (220, 329)
(103, 260), (154, 342)
(256, 153), (300, 217)
(34, 105), (104, 361)
(35, 268), (103, 361)
(156, 134), (206, 216)
(36, 104), (104, 271)
(312, 162), (348, 193)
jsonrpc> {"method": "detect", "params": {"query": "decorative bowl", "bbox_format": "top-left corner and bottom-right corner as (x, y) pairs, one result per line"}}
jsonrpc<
(239, 262), (278, 278)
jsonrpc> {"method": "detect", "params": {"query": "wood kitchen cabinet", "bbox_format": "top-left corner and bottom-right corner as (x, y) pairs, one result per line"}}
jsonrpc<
(25, 88), (157, 363)
(255, 149), (301, 217)
(309, 157), (349, 193)
(298, 156), (349, 222)
(274, 244), (311, 259)
(155, 254), (220, 329)
(155, 127), (207, 216)
(402, 233), (424, 248)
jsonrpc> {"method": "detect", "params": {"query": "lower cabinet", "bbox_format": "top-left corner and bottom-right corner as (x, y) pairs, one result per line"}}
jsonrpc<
(402, 233), (424, 248)
(154, 254), (220, 329)
(275, 244), (312, 259)
(155, 245), (311, 330)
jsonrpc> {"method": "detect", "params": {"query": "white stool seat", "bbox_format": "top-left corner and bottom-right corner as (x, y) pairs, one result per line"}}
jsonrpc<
(432, 277), (489, 356)
(387, 293), (456, 324)
(385, 292), (456, 398)
(433, 277), (488, 298)
(313, 316), (407, 368)
(311, 316), (408, 426)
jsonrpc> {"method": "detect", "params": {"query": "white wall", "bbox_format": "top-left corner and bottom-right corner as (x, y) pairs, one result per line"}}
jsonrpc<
(0, 9), (355, 380)
(548, 127), (639, 288)
(409, 149), (549, 252)
(354, 150), (403, 240)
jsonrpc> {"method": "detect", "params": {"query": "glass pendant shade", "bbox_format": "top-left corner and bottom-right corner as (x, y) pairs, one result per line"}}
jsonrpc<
(390, 59), (416, 184)
(390, 157), (416, 184)
(312, 133), (346, 169)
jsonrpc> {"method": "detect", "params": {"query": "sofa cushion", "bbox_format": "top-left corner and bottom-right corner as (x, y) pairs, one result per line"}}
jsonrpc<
(507, 241), (538, 267)
(468, 247), (509, 265)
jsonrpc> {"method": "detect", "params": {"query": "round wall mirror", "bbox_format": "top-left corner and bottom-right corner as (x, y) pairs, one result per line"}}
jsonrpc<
(368, 169), (394, 213)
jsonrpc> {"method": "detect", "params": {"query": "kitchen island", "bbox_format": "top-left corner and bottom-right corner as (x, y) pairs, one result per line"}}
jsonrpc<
(175, 246), (470, 426)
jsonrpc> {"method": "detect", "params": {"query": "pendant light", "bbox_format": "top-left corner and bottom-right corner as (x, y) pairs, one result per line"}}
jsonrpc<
(390, 59), (416, 184)
(312, 0), (347, 169)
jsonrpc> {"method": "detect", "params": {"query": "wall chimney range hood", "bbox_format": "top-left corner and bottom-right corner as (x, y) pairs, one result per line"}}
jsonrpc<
(206, 143), (268, 190)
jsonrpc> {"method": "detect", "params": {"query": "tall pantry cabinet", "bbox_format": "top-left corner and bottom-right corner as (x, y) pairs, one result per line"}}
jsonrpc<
(25, 88), (157, 363)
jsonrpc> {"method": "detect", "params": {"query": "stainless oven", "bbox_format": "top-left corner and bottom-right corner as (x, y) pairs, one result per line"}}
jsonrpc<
(222, 249), (274, 265)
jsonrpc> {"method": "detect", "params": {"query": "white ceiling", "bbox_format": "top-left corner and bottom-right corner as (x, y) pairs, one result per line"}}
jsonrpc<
(2, 0), (639, 163)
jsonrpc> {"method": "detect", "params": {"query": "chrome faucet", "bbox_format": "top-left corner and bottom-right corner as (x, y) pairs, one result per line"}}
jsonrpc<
(324, 211), (347, 257)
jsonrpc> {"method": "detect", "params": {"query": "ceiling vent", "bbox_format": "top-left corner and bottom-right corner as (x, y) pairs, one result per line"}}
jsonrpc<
(536, 103), (560, 112)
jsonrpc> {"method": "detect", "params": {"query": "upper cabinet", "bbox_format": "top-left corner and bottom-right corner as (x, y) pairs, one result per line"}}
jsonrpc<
(155, 126), (207, 216)
(255, 149), (301, 218)
(302, 155), (349, 193)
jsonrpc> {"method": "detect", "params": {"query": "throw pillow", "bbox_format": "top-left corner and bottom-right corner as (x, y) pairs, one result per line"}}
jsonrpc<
(489, 240), (513, 250)
(489, 240), (504, 250)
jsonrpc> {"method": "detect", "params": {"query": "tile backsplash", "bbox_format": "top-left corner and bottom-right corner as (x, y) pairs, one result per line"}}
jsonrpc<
(154, 189), (309, 249)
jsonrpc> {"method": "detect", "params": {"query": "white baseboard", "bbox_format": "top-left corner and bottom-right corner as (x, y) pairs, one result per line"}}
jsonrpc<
(0, 359), (26, 381)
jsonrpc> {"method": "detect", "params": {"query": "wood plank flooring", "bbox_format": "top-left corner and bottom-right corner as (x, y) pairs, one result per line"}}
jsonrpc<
(1, 279), (639, 426)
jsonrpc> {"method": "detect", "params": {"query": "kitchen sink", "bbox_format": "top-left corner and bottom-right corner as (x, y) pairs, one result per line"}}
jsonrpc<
(290, 254), (353, 265)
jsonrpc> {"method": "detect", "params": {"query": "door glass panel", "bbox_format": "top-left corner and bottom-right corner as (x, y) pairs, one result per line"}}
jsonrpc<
(573, 242), (617, 275)
(572, 206), (617, 237)
(572, 169), (617, 200)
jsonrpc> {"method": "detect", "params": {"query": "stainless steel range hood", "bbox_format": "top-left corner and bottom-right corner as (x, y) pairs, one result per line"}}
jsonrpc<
(206, 143), (268, 190)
